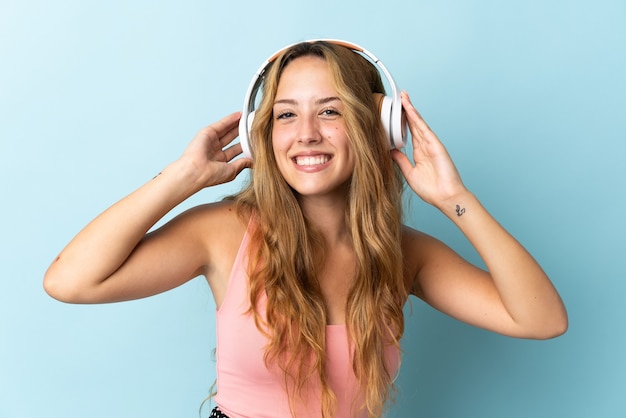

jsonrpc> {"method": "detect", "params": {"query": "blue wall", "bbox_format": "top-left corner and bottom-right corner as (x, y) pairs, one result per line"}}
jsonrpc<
(1, 1), (624, 417)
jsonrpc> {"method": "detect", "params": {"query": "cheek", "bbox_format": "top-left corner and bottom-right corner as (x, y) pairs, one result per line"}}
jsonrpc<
(270, 132), (281, 155)
(271, 127), (289, 152)
(271, 141), (286, 160)
(270, 138), (290, 171)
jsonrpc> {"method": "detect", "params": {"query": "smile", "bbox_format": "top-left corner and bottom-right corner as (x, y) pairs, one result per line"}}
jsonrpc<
(293, 155), (332, 166)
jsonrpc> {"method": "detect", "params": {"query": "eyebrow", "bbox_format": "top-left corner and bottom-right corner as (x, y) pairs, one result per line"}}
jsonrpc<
(273, 96), (341, 106)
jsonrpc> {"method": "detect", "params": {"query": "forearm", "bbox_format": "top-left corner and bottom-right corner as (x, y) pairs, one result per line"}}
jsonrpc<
(439, 191), (567, 337)
(44, 158), (202, 300)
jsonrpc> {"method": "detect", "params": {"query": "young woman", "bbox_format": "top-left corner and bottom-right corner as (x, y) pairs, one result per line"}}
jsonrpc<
(44, 40), (567, 418)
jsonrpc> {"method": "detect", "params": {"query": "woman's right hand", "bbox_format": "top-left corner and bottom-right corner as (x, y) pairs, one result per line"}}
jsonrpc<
(180, 111), (252, 189)
(43, 112), (252, 304)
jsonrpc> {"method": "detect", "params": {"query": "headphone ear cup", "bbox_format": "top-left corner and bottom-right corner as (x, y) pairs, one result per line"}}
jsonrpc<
(389, 97), (407, 150)
(238, 110), (255, 159)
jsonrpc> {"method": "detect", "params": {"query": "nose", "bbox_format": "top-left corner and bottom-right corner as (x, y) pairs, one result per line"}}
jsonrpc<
(297, 114), (322, 144)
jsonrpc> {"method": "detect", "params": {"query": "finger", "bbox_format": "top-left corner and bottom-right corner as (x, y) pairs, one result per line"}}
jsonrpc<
(231, 157), (253, 173)
(203, 112), (242, 140)
(390, 149), (414, 177)
(401, 91), (433, 137)
(218, 124), (241, 147)
(222, 142), (243, 161)
(223, 156), (253, 182)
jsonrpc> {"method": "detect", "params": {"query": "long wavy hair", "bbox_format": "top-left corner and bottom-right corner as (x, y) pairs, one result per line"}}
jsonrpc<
(232, 40), (407, 418)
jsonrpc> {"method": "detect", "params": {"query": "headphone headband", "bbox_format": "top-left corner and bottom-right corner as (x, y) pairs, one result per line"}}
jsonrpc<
(238, 39), (407, 159)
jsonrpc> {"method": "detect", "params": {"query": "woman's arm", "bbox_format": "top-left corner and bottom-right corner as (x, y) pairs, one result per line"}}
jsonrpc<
(44, 112), (251, 304)
(393, 93), (567, 339)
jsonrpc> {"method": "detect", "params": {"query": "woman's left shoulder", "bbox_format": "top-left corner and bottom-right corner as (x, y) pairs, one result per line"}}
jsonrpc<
(400, 225), (429, 293)
(400, 224), (440, 252)
(400, 224), (459, 295)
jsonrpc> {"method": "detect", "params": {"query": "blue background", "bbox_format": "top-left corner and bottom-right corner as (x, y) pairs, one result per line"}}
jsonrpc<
(1, 1), (625, 417)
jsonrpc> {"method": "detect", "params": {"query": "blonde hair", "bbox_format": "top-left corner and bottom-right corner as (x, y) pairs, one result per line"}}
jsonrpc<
(233, 41), (407, 417)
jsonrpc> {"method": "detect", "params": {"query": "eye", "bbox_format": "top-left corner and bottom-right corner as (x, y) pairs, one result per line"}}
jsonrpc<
(275, 111), (295, 120)
(320, 108), (341, 117)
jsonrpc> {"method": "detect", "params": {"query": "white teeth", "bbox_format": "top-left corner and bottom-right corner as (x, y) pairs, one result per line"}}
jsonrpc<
(294, 155), (330, 166)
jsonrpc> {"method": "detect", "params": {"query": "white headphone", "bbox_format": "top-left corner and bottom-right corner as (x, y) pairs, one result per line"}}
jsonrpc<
(238, 39), (407, 159)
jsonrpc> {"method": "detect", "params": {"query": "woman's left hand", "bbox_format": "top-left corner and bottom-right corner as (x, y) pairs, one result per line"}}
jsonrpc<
(394, 93), (568, 340)
(391, 92), (467, 209)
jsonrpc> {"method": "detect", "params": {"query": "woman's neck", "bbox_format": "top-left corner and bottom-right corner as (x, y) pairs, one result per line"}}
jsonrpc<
(298, 193), (350, 247)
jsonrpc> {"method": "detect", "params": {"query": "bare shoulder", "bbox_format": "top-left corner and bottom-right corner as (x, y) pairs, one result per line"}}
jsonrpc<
(178, 200), (248, 234)
(401, 225), (428, 295)
(194, 199), (248, 250)
(174, 200), (249, 307)
(400, 224), (444, 265)
(171, 200), (249, 262)
(400, 224), (463, 297)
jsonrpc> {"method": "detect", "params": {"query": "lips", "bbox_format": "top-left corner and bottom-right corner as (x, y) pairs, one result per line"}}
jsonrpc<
(293, 155), (332, 166)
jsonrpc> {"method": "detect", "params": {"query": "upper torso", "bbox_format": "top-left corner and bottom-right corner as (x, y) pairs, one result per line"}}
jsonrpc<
(212, 216), (400, 417)
(200, 201), (421, 313)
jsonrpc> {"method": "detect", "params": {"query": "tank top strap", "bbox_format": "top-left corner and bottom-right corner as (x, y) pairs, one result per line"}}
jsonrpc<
(217, 216), (254, 315)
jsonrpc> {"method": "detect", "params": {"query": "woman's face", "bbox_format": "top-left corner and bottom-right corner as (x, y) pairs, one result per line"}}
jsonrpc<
(271, 55), (355, 199)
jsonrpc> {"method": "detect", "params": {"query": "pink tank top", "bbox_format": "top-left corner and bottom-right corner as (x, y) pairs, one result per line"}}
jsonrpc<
(214, 223), (400, 418)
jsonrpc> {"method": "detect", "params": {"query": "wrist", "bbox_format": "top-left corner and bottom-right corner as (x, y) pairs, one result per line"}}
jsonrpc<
(156, 158), (207, 200)
(434, 189), (477, 219)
